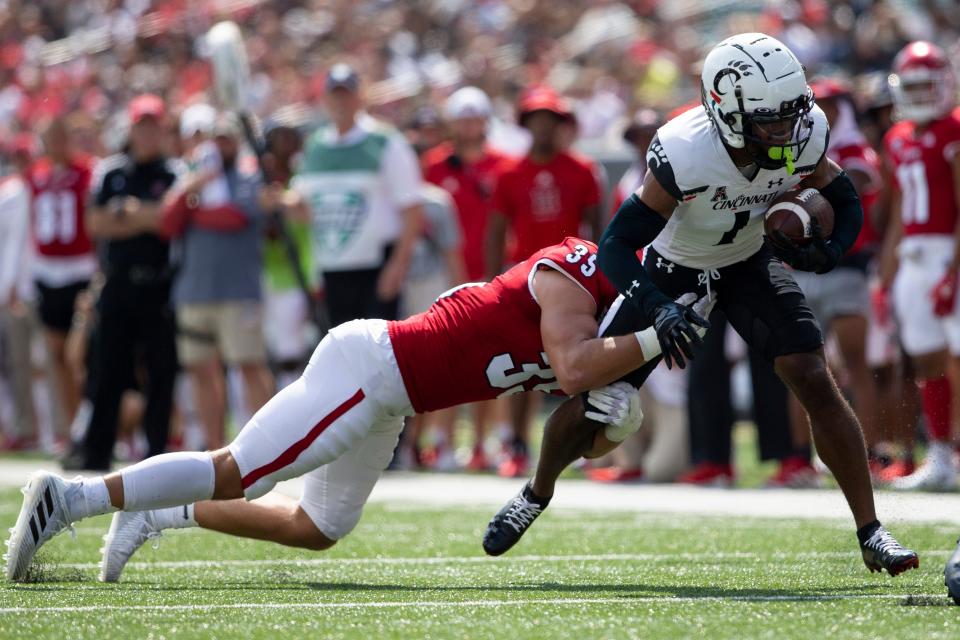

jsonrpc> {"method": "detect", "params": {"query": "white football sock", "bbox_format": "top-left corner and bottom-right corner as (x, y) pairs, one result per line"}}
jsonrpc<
(121, 452), (215, 511)
(65, 477), (116, 521)
(151, 504), (199, 530)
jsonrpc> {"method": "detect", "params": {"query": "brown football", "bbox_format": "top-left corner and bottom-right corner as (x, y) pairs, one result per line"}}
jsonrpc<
(764, 188), (834, 245)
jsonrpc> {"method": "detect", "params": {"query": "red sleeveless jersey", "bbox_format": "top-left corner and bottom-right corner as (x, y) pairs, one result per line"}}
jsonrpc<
(388, 237), (620, 413)
(27, 155), (94, 258)
(883, 107), (960, 237)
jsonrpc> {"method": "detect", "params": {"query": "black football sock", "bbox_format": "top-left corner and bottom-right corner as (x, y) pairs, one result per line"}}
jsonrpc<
(857, 519), (882, 545)
(523, 482), (551, 508)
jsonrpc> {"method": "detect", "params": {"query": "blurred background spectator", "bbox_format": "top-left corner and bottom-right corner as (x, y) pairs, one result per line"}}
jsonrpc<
(291, 63), (424, 328)
(165, 112), (273, 450)
(71, 94), (179, 471)
(27, 116), (96, 450)
(0, 134), (35, 450)
(260, 107), (315, 391)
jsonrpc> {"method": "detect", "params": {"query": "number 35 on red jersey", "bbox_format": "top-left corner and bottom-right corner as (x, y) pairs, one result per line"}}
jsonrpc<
(387, 237), (621, 413)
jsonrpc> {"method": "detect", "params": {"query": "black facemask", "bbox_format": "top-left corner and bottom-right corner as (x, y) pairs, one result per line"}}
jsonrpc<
(705, 87), (815, 174)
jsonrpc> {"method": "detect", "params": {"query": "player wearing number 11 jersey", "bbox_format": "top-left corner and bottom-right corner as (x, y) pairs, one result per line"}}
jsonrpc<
(7, 237), (707, 583)
(879, 41), (960, 492)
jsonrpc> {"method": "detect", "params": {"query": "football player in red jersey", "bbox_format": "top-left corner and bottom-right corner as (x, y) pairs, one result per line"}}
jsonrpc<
(878, 42), (960, 491)
(5, 237), (711, 583)
(27, 116), (96, 444)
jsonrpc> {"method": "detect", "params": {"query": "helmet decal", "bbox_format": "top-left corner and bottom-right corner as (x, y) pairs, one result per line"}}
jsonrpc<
(711, 61), (755, 102)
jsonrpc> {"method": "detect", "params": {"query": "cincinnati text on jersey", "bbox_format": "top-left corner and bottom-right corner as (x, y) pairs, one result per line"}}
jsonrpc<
(709, 189), (779, 211)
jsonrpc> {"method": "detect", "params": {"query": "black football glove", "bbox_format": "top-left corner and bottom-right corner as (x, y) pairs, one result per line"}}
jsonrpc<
(769, 218), (842, 274)
(651, 298), (710, 370)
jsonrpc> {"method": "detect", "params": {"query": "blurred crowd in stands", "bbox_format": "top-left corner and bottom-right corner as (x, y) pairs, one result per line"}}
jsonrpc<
(1, 0), (960, 489)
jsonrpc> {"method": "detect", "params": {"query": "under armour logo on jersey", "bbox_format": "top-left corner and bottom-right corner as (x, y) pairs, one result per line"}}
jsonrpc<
(711, 186), (728, 202)
(655, 257), (675, 273)
(625, 280), (642, 298)
(767, 178), (784, 189)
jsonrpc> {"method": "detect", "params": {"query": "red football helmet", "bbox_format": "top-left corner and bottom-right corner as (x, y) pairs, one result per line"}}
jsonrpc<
(888, 41), (956, 123)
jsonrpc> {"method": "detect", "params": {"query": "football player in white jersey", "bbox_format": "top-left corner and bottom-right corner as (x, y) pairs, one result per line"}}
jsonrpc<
(484, 33), (918, 577)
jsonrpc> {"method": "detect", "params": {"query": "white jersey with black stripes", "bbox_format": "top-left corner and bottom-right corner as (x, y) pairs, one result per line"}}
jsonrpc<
(646, 105), (828, 269)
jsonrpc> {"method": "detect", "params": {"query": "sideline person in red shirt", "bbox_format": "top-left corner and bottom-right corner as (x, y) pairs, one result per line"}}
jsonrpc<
(487, 87), (601, 273)
(485, 86), (602, 477)
(424, 87), (512, 283)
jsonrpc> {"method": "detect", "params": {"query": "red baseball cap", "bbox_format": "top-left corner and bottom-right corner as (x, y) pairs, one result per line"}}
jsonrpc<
(517, 86), (574, 127)
(128, 94), (166, 124)
(809, 77), (851, 101)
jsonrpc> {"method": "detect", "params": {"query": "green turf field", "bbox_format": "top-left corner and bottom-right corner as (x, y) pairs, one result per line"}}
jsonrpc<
(1, 488), (958, 639)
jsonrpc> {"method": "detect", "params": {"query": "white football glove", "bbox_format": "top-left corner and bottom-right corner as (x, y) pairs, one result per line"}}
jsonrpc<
(585, 381), (644, 443)
(690, 292), (717, 337)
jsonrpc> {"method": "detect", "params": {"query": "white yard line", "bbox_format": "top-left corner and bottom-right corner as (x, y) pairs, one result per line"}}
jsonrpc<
(39, 549), (953, 571)
(0, 593), (949, 615)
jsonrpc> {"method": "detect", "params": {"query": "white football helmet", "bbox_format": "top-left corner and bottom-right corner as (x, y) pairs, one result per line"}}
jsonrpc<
(700, 33), (814, 173)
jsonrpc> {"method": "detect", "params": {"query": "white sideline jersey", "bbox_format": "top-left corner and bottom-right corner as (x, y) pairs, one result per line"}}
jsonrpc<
(647, 105), (829, 269)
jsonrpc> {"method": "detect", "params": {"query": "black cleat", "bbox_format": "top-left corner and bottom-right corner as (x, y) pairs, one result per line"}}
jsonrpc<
(482, 482), (548, 556)
(944, 538), (960, 604)
(860, 526), (919, 576)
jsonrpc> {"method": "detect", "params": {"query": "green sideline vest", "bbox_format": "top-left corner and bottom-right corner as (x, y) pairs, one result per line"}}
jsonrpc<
(292, 123), (398, 273)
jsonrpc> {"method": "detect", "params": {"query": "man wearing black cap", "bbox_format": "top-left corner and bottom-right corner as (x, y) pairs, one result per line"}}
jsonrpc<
(291, 64), (424, 327)
(77, 94), (180, 470)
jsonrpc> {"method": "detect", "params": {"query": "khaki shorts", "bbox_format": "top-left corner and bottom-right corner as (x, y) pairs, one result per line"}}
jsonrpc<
(177, 301), (267, 367)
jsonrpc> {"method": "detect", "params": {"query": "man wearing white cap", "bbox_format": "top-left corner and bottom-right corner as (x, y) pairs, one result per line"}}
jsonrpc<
(179, 104), (217, 151)
(424, 87), (512, 286)
(423, 87), (514, 471)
